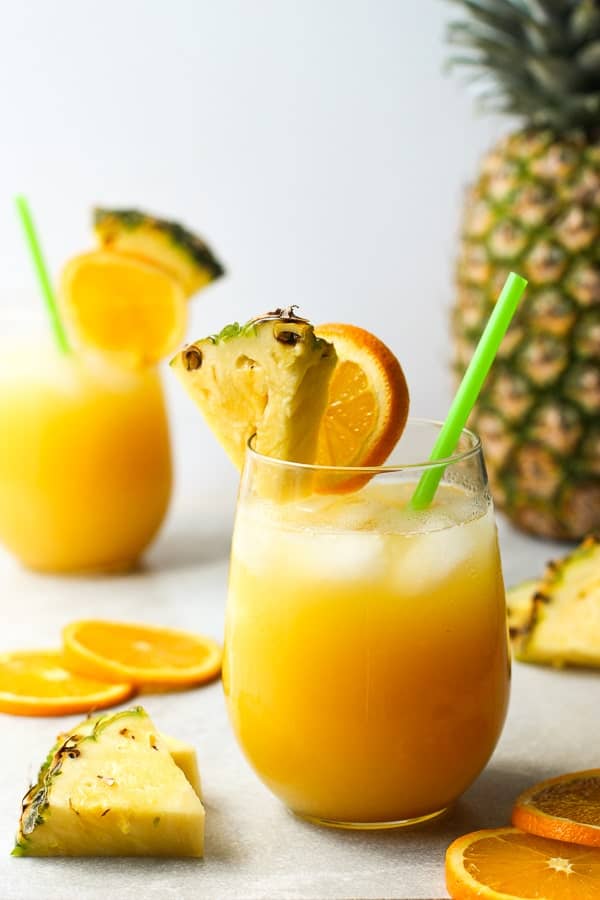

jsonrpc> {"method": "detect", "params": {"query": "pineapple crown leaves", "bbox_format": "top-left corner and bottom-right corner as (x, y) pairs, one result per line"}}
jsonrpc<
(446, 0), (600, 131)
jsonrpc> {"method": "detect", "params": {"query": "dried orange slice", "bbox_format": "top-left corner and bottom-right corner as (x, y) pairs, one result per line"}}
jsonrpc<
(0, 650), (134, 717)
(446, 826), (600, 900)
(314, 323), (409, 489)
(62, 620), (222, 688)
(60, 250), (186, 366)
(512, 770), (600, 848)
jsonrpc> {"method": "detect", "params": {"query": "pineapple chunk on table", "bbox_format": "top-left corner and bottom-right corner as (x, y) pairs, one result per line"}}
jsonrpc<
(14, 707), (204, 857)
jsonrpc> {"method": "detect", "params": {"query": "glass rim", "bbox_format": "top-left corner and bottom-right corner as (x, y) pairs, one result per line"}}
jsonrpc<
(247, 417), (482, 473)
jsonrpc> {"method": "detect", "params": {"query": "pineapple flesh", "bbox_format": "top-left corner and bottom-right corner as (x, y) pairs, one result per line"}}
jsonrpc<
(94, 208), (224, 298)
(14, 707), (204, 857)
(170, 310), (337, 470)
(510, 536), (600, 667)
(506, 579), (539, 637)
(162, 732), (202, 798)
(448, 0), (600, 540)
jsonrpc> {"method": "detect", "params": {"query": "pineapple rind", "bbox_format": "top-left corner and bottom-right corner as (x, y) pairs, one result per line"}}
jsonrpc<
(94, 207), (224, 298)
(14, 707), (204, 857)
(513, 536), (600, 667)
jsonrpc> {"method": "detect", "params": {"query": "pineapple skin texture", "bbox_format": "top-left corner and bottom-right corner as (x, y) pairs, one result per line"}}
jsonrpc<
(454, 130), (600, 540)
(14, 709), (204, 858)
(94, 208), (224, 299)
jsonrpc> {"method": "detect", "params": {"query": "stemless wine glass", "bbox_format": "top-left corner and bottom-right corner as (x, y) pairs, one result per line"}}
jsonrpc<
(223, 419), (510, 829)
(0, 306), (172, 573)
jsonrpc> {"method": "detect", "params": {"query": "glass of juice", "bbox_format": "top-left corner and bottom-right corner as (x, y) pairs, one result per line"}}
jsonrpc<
(0, 329), (172, 574)
(224, 419), (510, 828)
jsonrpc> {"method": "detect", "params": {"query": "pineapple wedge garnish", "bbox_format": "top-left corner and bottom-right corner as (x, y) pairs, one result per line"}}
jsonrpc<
(170, 310), (337, 470)
(13, 707), (204, 857)
(94, 208), (224, 299)
(510, 536), (600, 668)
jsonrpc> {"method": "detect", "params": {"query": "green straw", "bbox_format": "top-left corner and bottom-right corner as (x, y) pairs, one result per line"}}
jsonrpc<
(410, 271), (528, 510)
(15, 195), (70, 353)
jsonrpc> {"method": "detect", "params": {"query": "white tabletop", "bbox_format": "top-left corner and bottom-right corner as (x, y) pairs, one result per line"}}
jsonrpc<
(1, 502), (598, 900)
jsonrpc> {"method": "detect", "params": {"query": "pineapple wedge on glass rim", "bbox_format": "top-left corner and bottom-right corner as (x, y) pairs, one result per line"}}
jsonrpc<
(170, 308), (337, 471)
(13, 707), (204, 858)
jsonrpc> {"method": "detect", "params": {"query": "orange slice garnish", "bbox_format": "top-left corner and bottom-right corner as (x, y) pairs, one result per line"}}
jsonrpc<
(446, 826), (600, 900)
(62, 620), (222, 689)
(0, 650), (134, 717)
(512, 770), (600, 848)
(314, 323), (409, 488)
(60, 250), (186, 366)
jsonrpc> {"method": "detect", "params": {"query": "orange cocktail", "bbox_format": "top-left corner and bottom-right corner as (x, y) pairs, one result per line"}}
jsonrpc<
(0, 343), (171, 573)
(224, 422), (510, 828)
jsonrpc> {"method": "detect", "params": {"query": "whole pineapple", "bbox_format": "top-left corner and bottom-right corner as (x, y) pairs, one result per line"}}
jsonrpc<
(449, 0), (600, 540)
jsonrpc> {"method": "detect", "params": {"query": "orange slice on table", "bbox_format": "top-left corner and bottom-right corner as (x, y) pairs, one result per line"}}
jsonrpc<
(60, 250), (186, 366)
(63, 620), (222, 689)
(512, 769), (600, 848)
(0, 650), (134, 717)
(314, 323), (409, 488)
(446, 826), (600, 900)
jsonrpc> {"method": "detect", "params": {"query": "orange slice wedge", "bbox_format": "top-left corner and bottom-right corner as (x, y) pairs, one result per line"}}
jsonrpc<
(314, 323), (409, 488)
(0, 650), (134, 717)
(512, 769), (600, 848)
(446, 826), (600, 900)
(62, 620), (222, 689)
(60, 250), (186, 366)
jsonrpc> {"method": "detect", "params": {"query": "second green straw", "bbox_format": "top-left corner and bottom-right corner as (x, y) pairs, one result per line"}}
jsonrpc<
(15, 195), (70, 354)
(410, 271), (528, 510)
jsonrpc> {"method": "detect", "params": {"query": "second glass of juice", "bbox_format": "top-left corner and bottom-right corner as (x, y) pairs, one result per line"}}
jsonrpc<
(224, 420), (510, 828)
(0, 339), (172, 574)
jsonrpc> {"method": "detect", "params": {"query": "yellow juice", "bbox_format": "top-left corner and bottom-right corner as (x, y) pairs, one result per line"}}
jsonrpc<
(224, 482), (510, 825)
(0, 344), (172, 573)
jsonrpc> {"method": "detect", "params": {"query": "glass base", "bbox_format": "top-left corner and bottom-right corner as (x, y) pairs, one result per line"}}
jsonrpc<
(293, 805), (449, 831)
(24, 557), (140, 576)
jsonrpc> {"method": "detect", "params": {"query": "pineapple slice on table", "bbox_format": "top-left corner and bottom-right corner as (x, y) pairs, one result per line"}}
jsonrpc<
(94, 208), (224, 299)
(13, 707), (204, 857)
(49, 720), (202, 797)
(51, 719), (202, 797)
(170, 309), (337, 471)
(511, 536), (600, 668)
(506, 579), (539, 638)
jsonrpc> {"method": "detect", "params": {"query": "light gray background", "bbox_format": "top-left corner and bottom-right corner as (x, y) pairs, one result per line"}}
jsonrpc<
(0, 0), (507, 525)
(3, 5), (584, 900)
